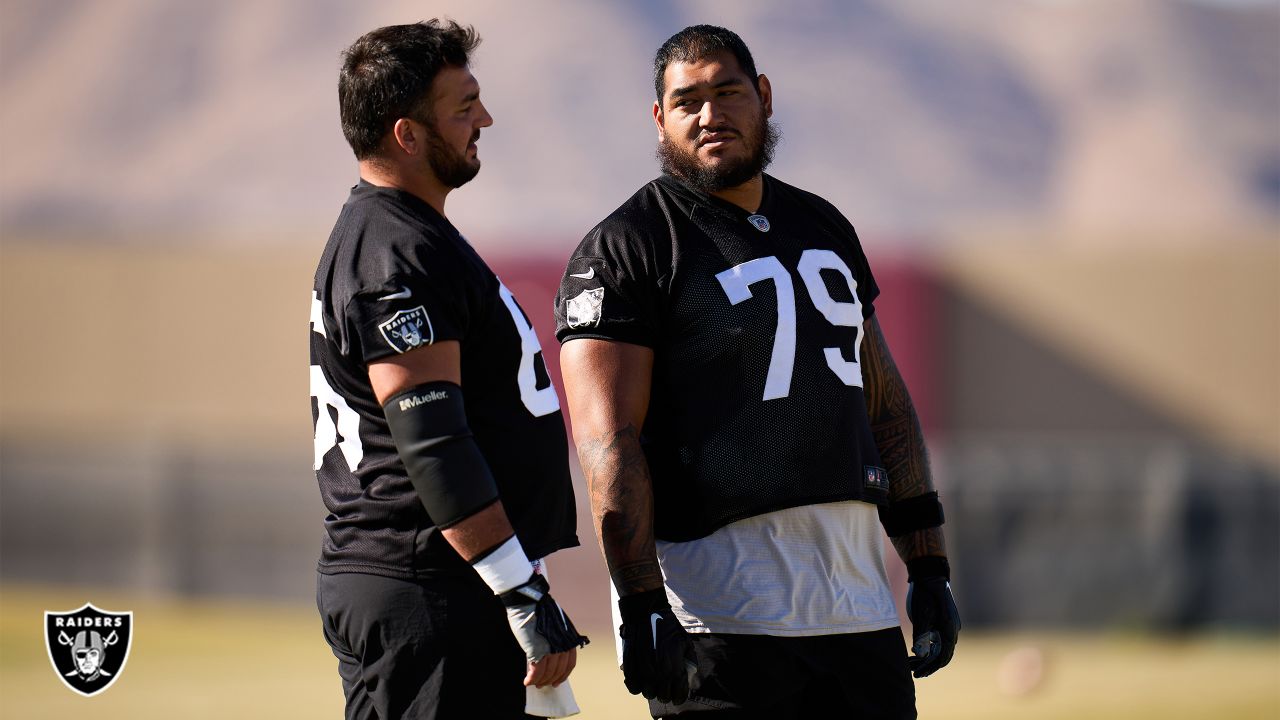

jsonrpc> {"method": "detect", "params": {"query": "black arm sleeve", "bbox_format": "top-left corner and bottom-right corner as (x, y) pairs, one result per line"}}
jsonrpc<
(382, 381), (499, 528)
(878, 491), (945, 538)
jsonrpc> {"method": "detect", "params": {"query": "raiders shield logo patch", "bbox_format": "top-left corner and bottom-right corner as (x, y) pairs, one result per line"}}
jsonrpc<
(45, 603), (133, 697)
(379, 306), (434, 353)
(566, 287), (604, 329)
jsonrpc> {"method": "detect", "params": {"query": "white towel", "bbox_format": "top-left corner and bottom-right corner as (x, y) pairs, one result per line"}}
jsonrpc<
(526, 681), (580, 717)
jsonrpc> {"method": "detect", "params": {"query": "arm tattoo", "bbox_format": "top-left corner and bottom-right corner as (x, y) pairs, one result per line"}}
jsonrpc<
(576, 423), (664, 594)
(890, 527), (947, 564)
(862, 317), (947, 562)
(862, 317), (934, 502)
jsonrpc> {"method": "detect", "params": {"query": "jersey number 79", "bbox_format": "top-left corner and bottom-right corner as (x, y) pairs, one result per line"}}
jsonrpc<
(715, 249), (865, 400)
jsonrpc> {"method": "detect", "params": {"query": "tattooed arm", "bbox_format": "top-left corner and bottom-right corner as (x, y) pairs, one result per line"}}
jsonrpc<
(559, 338), (663, 594)
(562, 337), (699, 699)
(861, 316), (947, 564)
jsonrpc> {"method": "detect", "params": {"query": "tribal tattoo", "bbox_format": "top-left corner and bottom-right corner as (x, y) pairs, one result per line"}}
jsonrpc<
(890, 526), (947, 564)
(575, 423), (664, 594)
(862, 317), (948, 562)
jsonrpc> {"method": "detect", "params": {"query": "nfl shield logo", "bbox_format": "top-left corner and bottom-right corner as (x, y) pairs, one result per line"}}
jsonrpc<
(747, 214), (770, 232)
(45, 603), (133, 697)
(378, 306), (434, 354)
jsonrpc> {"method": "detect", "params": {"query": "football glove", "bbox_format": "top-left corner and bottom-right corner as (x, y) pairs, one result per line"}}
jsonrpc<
(906, 557), (961, 678)
(617, 588), (698, 703)
(499, 574), (589, 664)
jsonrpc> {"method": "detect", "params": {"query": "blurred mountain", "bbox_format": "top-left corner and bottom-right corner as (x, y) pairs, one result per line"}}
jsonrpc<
(0, 0), (1276, 247)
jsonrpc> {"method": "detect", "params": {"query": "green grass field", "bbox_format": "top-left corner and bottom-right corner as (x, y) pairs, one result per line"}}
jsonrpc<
(2, 585), (1276, 719)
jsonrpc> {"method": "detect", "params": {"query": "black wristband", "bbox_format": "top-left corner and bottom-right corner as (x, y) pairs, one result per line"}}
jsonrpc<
(618, 588), (670, 616)
(878, 491), (945, 537)
(907, 556), (950, 583)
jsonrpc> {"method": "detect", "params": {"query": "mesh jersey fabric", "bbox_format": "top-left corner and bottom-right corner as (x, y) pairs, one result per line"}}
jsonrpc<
(311, 180), (578, 579)
(555, 173), (887, 542)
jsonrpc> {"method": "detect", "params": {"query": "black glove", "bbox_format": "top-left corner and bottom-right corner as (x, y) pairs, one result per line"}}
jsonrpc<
(618, 588), (698, 703)
(906, 556), (960, 678)
(498, 574), (589, 664)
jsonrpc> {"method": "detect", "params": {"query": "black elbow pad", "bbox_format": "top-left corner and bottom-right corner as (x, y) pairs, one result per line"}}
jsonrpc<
(382, 381), (499, 528)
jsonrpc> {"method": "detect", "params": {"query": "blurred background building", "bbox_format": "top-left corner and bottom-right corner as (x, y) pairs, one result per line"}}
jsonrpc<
(2, 0), (1277, 641)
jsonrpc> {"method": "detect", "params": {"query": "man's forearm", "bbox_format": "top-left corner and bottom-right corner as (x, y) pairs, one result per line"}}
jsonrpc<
(889, 527), (947, 564)
(872, 406), (946, 563)
(862, 317), (947, 563)
(439, 499), (518, 562)
(575, 423), (663, 594)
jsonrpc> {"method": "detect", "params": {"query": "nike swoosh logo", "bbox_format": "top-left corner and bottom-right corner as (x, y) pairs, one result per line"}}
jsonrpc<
(378, 286), (412, 301)
(650, 613), (663, 650)
(569, 268), (595, 280)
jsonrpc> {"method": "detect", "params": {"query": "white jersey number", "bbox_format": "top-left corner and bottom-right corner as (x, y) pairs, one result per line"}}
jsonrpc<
(715, 249), (865, 400)
(310, 292), (364, 471)
(309, 283), (559, 473)
(498, 282), (561, 418)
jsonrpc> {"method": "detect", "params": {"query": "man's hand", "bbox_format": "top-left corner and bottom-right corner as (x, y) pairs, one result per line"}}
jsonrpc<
(499, 574), (589, 688)
(905, 557), (960, 678)
(618, 588), (698, 703)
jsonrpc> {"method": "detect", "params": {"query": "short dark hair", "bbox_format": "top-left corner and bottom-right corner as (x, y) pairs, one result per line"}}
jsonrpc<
(653, 25), (759, 102)
(338, 20), (481, 160)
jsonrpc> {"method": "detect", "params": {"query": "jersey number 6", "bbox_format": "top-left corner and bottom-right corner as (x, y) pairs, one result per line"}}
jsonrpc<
(715, 249), (865, 400)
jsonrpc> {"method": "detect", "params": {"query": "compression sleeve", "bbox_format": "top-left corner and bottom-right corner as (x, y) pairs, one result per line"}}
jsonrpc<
(382, 381), (499, 529)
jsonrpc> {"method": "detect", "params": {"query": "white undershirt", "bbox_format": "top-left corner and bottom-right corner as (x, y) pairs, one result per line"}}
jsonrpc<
(610, 500), (899, 661)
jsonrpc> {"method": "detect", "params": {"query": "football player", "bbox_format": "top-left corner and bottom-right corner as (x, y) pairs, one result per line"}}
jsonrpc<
(310, 21), (586, 719)
(556, 24), (959, 719)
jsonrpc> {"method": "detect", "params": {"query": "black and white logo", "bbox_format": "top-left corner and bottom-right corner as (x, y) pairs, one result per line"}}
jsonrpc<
(45, 603), (133, 697)
(379, 306), (434, 353)
(747, 214), (770, 232)
(566, 287), (604, 329)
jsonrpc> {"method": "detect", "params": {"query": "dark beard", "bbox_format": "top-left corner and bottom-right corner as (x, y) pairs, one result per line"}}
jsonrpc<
(426, 125), (481, 188)
(657, 115), (780, 193)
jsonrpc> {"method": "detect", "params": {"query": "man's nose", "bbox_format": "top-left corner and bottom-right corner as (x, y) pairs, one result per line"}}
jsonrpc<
(476, 100), (494, 128)
(697, 100), (725, 128)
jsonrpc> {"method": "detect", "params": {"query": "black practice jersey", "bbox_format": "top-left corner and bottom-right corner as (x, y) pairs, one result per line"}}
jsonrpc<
(311, 181), (578, 578)
(555, 174), (887, 542)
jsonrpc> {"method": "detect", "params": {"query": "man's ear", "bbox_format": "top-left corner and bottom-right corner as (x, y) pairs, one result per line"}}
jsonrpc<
(392, 117), (421, 156)
(757, 74), (773, 119)
(652, 100), (665, 141)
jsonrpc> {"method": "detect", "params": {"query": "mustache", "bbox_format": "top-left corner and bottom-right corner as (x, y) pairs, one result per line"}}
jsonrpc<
(471, 129), (481, 143)
(697, 126), (738, 145)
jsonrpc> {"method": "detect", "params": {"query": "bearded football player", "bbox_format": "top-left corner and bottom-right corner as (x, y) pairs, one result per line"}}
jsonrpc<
(310, 21), (587, 720)
(555, 24), (959, 719)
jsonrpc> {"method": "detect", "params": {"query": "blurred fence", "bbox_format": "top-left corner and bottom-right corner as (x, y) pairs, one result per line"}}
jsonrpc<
(0, 442), (319, 599)
(2, 435), (1276, 629)
(942, 434), (1279, 629)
